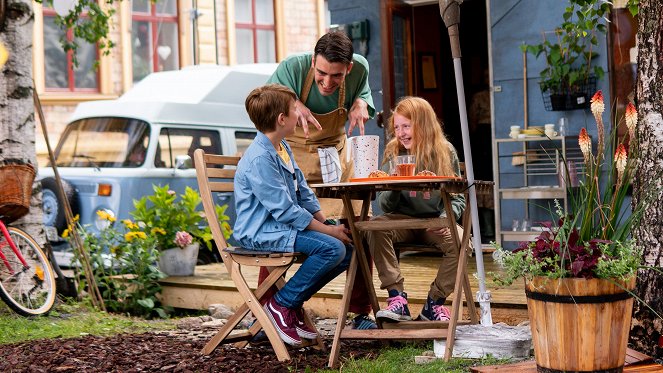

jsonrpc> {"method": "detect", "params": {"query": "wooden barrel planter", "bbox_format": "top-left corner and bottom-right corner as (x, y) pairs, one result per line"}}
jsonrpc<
(525, 276), (636, 373)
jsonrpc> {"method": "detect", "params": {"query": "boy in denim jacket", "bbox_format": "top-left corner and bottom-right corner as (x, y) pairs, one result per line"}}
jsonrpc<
(234, 84), (353, 346)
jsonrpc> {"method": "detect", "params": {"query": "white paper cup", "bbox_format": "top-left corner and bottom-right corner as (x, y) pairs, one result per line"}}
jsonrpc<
(347, 135), (380, 178)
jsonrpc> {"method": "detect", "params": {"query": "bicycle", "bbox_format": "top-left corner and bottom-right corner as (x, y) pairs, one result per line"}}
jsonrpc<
(0, 162), (57, 316)
(0, 217), (56, 316)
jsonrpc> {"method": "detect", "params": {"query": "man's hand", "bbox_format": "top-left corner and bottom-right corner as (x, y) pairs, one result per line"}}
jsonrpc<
(295, 100), (322, 138)
(347, 98), (369, 136)
(426, 227), (451, 238)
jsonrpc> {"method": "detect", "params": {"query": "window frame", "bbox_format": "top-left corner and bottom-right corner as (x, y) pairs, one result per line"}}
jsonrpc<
(41, 7), (101, 93)
(234, 0), (276, 63)
(131, 0), (181, 82)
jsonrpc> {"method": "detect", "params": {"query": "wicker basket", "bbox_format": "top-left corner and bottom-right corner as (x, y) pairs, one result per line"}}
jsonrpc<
(0, 163), (36, 223)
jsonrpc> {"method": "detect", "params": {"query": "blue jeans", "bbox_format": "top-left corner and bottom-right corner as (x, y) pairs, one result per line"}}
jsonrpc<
(274, 230), (352, 309)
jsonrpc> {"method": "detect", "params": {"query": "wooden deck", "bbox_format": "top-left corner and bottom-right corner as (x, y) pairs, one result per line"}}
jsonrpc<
(471, 348), (661, 372)
(159, 252), (529, 322)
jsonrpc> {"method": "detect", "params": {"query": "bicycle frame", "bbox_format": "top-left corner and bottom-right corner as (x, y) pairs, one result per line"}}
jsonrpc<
(0, 219), (28, 275)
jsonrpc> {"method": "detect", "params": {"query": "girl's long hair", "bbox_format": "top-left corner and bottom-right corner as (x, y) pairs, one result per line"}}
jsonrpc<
(383, 96), (455, 177)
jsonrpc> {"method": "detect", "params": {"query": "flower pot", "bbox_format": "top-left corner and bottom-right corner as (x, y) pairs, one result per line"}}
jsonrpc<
(157, 243), (199, 276)
(525, 276), (636, 373)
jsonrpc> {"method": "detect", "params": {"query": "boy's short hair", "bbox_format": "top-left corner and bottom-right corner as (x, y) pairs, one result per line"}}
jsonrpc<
(245, 84), (297, 133)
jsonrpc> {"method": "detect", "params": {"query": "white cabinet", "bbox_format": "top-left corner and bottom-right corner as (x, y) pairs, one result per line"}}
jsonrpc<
(493, 135), (583, 245)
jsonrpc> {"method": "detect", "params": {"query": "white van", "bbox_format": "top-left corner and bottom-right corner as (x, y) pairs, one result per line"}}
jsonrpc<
(40, 64), (277, 266)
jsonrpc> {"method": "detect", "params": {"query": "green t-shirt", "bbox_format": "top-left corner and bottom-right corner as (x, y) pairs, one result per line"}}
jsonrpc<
(267, 52), (375, 117)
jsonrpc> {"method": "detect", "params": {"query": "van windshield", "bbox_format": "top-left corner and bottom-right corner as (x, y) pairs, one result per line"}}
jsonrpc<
(55, 117), (150, 168)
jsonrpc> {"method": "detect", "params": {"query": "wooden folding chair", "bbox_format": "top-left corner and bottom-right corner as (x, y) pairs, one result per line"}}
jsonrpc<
(193, 149), (324, 361)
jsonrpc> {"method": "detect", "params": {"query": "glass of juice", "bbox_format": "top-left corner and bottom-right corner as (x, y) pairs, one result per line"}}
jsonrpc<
(396, 155), (416, 176)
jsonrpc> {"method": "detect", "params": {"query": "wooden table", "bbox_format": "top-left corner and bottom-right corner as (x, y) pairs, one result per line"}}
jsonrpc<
(311, 177), (493, 368)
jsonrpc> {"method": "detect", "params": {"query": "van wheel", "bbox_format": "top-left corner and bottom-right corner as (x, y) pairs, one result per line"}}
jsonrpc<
(41, 177), (79, 235)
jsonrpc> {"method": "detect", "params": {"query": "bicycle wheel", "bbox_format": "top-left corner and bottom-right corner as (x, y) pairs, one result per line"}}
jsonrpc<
(0, 227), (56, 316)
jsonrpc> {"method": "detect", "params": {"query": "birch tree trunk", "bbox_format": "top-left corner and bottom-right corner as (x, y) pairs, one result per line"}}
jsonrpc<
(0, 0), (44, 244)
(630, 0), (663, 358)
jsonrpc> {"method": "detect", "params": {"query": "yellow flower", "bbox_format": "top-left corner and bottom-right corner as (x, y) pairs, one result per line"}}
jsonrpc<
(151, 227), (166, 235)
(579, 128), (592, 162)
(62, 228), (70, 238)
(72, 214), (80, 223)
(122, 219), (138, 230)
(96, 210), (116, 222)
(625, 102), (637, 140)
(124, 231), (147, 242)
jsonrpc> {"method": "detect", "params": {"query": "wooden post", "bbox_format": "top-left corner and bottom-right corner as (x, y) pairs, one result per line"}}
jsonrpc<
(33, 88), (106, 311)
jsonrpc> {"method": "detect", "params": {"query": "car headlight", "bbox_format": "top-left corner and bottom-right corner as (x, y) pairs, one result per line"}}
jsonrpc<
(94, 208), (116, 231)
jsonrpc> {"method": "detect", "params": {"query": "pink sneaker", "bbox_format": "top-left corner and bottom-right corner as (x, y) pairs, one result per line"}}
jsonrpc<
(376, 290), (412, 322)
(263, 297), (302, 346)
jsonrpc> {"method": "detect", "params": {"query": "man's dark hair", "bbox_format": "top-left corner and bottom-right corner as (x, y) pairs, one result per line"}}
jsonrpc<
(245, 84), (296, 133)
(313, 31), (354, 64)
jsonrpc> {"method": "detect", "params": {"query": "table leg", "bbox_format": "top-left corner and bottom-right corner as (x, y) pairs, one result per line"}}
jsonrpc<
(342, 194), (380, 317)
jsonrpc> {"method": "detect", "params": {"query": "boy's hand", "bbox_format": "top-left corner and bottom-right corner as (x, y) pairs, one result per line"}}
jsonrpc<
(328, 224), (352, 244)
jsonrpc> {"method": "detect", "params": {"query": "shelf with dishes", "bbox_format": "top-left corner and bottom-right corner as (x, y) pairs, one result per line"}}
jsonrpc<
(493, 135), (583, 245)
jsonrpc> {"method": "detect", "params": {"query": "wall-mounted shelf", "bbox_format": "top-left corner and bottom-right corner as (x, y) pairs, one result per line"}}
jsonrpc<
(493, 135), (582, 245)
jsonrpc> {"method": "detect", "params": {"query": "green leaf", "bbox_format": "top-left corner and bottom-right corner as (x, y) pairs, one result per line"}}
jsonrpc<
(137, 298), (155, 309)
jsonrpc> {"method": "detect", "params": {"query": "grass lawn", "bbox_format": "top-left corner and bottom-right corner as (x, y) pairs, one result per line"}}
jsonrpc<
(0, 299), (515, 371)
(0, 298), (176, 345)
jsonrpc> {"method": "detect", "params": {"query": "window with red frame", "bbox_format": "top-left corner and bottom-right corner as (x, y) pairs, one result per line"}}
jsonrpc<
(43, 6), (99, 92)
(132, 0), (179, 83)
(235, 0), (276, 64)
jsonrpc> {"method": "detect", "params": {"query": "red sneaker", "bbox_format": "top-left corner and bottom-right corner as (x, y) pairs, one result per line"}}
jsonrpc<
(294, 308), (318, 340)
(263, 297), (302, 346)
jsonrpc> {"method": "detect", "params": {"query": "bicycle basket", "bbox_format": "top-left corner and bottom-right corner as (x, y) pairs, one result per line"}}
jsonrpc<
(0, 163), (36, 223)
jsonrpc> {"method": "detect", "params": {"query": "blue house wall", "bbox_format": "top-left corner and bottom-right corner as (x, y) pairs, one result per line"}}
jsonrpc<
(328, 0), (612, 237)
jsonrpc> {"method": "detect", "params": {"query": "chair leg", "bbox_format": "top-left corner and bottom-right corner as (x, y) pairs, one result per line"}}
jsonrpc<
(233, 268), (289, 349)
(229, 260), (292, 362)
(200, 303), (251, 354)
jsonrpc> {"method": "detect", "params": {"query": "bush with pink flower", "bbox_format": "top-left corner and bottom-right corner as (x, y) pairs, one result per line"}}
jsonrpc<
(128, 184), (232, 251)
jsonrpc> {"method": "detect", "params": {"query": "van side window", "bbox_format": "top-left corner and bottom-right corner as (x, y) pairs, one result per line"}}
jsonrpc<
(157, 128), (222, 168)
(55, 117), (150, 168)
(234, 131), (257, 158)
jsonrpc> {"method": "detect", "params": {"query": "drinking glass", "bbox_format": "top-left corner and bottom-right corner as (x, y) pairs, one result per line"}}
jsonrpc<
(396, 155), (416, 176)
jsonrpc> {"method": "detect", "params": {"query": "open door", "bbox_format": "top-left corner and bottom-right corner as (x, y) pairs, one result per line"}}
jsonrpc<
(380, 0), (414, 116)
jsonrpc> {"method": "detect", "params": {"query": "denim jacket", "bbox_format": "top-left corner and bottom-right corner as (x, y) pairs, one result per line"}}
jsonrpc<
(233, 132), (321, 252)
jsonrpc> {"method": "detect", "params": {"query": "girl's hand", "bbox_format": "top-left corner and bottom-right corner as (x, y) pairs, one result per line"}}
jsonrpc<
(426, 227), (451, 237)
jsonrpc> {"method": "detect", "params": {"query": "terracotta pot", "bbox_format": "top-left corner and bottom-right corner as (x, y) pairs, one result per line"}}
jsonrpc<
(525, 276), (636, 373)
(157, 242), (199, 276)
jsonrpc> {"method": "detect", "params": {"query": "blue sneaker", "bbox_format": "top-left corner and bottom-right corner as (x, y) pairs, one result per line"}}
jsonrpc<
(352, 314), (378, 330)
(376, 290), (412, 322)
(248, 319), (269, 346)
(418, 296), (451, 321)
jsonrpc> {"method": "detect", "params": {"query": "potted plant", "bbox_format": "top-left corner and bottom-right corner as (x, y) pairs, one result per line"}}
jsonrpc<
(493, 91), (657, 372)
(128, 185), (232, 276)
(521, 0), (609, 111)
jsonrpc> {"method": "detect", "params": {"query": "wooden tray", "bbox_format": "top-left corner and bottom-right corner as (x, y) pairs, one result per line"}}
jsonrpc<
(349, 175), (460, 182)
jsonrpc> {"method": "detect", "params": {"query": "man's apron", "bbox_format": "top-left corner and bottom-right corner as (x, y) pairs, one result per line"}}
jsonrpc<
(286, 67), (363, 219)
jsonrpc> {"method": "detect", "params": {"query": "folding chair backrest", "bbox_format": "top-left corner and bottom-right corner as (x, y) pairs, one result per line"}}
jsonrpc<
(194, 149), (240, 257)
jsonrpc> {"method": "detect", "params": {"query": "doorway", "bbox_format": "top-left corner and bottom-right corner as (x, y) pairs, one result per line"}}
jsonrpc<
(381, 0), (494, 243)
